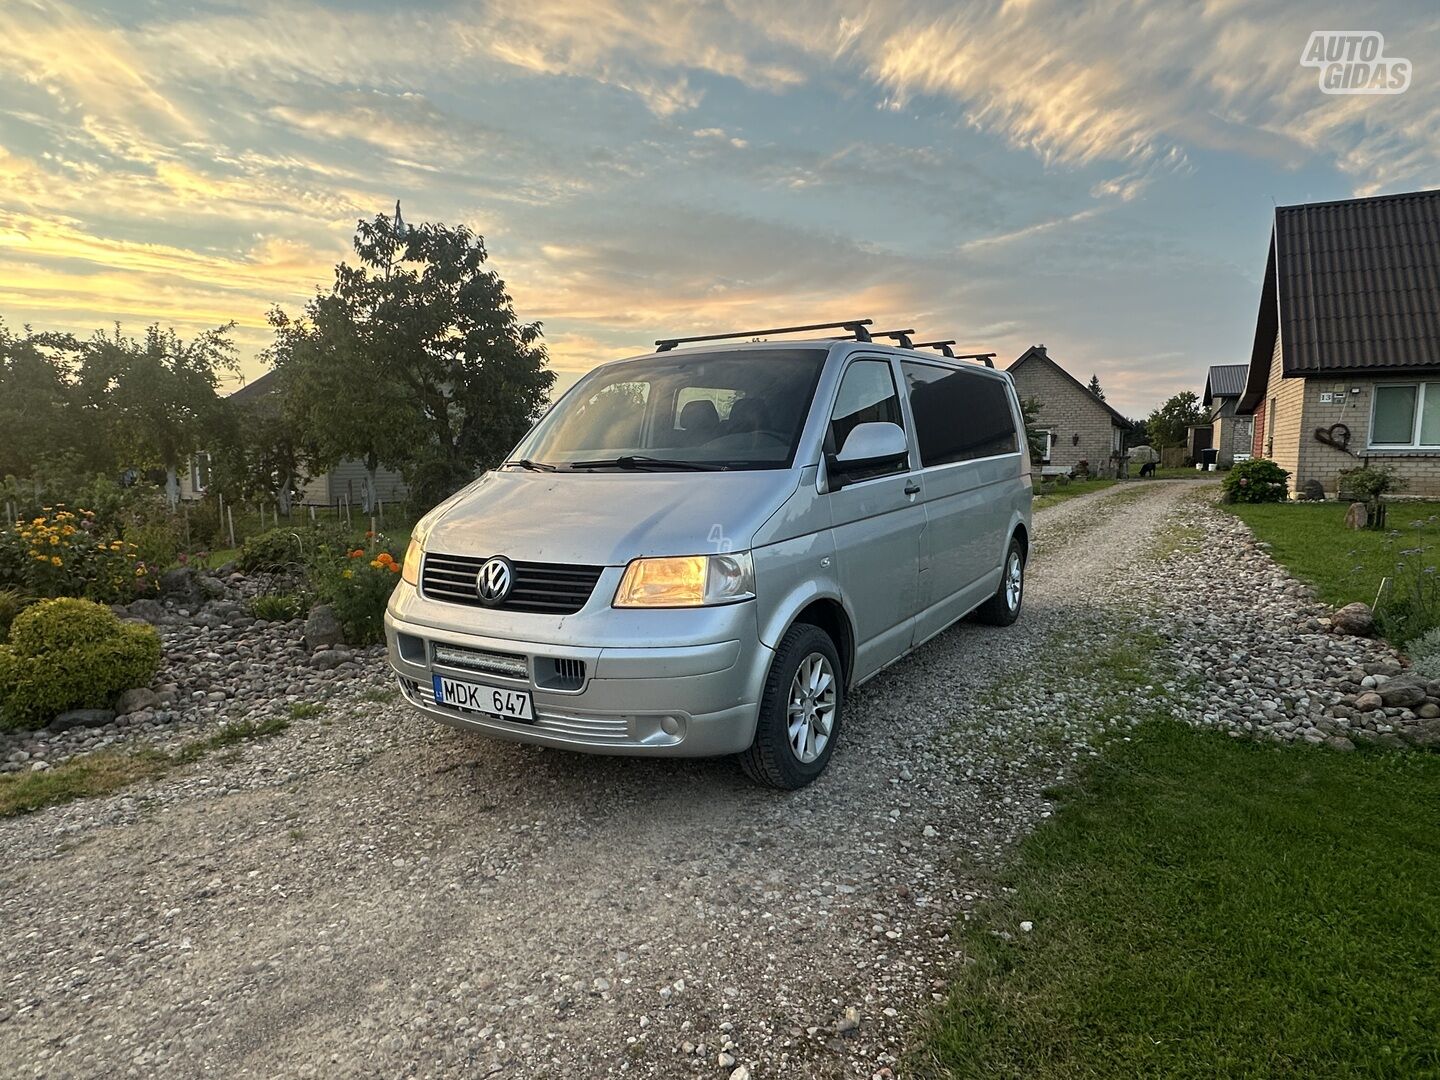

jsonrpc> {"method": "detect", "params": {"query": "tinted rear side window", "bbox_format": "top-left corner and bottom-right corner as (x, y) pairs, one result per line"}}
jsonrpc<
(901, 363), (1018, 467)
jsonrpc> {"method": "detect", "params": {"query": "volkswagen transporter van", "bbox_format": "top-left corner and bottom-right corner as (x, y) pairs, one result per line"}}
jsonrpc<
(386, 319), (1032, 788)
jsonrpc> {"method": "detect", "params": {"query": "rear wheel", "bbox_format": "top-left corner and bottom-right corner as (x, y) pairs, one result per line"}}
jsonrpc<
(973, 535), (1025, 626)
(740, 623), (844, 790)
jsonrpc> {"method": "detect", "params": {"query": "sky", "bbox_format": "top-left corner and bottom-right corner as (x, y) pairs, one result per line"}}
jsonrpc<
(0, 1), (1436, 418)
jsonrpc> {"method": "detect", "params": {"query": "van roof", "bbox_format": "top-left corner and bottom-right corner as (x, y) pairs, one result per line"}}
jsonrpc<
(607, 337), (1009, 375)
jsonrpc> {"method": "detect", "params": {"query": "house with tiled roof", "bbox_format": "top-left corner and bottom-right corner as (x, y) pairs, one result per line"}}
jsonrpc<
(1237, 188), (1440, 496)
(1007, 345), (1133, 477)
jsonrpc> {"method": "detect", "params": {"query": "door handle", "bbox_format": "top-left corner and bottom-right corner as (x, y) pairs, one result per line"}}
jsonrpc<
(904, 480), (921, 496)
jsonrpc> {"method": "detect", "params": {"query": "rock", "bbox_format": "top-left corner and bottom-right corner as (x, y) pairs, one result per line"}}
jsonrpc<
(1418, 703), (1440, 719)
(717, 1052), (735, 1068)
(729, 1067), (752, 1080)
(124, 598), (168, 624)
(115, 687), (159, 715)
(836, 1006), (861, 1033)
(1354, 691), (1384, 711)
(50, 708), (116, 731)
(159, 566), (204, 607)
(1331, 602), (1374, 637)
(1324, 735), (1356, 752)
(1299, 478), (1325, 501)
(304, 604), (346, 650)
(1379, 677), (1427, 709)
(1343, 501), (1369, 530)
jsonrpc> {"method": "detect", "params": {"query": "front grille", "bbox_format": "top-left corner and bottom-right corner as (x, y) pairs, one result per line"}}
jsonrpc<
(421, 553), (604, 614)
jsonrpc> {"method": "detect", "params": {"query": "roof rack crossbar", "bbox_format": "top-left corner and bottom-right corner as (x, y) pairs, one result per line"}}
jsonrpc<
(952, 352), (997, 369)
(911, 339), (956, 357)
(870, 328), (917, 349)
(654, 319), (873, 352)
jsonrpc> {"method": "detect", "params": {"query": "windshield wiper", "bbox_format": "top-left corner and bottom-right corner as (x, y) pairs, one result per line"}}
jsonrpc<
(502, 458), (557, 472)
(567, 455), (727, 472)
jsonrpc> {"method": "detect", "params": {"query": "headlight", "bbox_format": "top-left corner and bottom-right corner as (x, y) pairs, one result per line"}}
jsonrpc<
(613, 552), (755, 608)
(401, 535), (424, 586)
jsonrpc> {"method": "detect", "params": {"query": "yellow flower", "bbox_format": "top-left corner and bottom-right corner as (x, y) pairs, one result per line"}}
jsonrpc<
(342, 569), (353, 579)
(49, 535), (59, 545)
(50, 556), (62, 567)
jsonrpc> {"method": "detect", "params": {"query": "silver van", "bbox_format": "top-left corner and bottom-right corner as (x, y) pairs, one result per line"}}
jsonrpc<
(385, 320), (1032, 788)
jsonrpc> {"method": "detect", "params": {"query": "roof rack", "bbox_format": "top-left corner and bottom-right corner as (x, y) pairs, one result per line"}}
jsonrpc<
(871, 328), (916, 349)
(912, 339), (956, 356)
(655, 319), (872, 352)
(911, 341), (996, 368)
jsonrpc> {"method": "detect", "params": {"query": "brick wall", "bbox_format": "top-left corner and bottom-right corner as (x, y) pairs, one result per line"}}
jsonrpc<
(1213, 411), (1251, 465)
(1262, 331), (1307, 484)
(1008, 354), (1123, 476)
(1293, 375), (1440, 497)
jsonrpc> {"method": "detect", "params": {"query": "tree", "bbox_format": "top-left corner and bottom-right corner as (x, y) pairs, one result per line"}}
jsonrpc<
(1145, 391), (1204, 452)
(0, 320), (86, 480)
(1087, 373), (1106, 401)
(208, 392), (311, 517)
(77, 324), (238, 507)
(1019, 396), (1049, 461)
(271, 205), (555, 509)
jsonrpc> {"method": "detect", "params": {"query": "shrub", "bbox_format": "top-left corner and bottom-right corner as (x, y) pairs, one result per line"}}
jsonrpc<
(1404, 625), (1440, 681)
(0, 507), (158, 602)
(311, 543), (403, 645)
(0, 598), (162, 729)
(1072, 460), (1091, 480)
(1054, 474), (1071, 487)
(1339, 465), (1405, 504)
(0, 588), (31, 640)
(1221, 458), (1289, 503)
(250, 592), (310, 622)
(239, 528), (307, 572)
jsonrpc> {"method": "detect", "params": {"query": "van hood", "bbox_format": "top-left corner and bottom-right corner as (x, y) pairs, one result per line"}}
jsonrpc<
(422, 469), (800, 566)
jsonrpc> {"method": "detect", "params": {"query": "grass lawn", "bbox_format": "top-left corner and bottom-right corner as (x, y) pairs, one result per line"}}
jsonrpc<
(919, 722), (1440, 1078)
(1033, 478), (1117, 510)
(1223, 500), (1440, 610)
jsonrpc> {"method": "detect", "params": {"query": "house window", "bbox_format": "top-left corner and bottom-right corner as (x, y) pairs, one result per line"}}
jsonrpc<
(1371, 384), (1440, 448)
(190, 452), (211, 493)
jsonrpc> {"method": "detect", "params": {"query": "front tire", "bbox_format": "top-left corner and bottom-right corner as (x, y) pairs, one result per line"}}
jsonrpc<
(740, 623), (844, 790)
(973, 535), (1025, 626)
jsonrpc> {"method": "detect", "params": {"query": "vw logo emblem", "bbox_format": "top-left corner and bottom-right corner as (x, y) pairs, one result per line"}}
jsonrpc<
(475, 556), (514, 606)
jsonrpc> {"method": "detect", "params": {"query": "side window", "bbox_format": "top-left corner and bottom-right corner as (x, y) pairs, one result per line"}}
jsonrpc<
(829, 359), (904, 453)
(901, 363), (1019, 467)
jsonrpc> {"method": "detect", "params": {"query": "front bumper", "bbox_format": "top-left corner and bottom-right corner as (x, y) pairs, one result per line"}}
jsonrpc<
(383, 588), (771, 757)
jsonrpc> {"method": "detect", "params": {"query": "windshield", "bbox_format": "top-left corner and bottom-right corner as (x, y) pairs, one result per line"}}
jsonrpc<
(517, 349), (827, 470)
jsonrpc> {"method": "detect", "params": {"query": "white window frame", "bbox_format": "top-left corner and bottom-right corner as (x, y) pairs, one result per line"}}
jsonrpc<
(1369, 382), (1440, 449)
(190, 451), (211, 493)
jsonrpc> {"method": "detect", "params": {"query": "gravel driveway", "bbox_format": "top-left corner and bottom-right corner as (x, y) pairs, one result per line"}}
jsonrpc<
(0, 481), (1203, 1079)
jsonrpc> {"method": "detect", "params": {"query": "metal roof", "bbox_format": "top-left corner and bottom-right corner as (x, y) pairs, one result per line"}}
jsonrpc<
(1237, 187), (1440, 412)
(225, 368), (279, 403)
(1203, 364), (1248, 403)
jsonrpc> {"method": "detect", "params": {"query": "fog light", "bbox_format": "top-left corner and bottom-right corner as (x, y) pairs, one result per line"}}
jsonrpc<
(660, 714), (680, 736)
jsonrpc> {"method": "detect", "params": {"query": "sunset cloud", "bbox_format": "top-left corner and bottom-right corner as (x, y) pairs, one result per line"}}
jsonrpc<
(0, 0), (1435, 416)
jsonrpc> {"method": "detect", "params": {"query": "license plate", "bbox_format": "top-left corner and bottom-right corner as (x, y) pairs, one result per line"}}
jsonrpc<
(432, 674), (534, 721)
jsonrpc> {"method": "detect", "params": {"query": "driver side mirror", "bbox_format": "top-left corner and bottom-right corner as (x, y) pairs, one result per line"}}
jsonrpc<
(827, 421), (909, 490)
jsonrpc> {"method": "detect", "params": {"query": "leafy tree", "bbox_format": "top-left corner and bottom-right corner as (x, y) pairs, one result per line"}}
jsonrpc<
(1020, 396), (1049, 461)
(208, 389), (311, 516)
(77, 324), (238, 507)
(1145, 391), (1204, 452)
(0, 320), (86, 480)
(270, 205), (555, 509)
(1086, 373), (1106, 401)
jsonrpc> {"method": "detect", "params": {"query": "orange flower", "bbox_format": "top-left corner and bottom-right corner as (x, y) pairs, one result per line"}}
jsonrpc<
(348, 548), (365, 559)
(376, 552), (394, 565)
(389, 563), (401, 574)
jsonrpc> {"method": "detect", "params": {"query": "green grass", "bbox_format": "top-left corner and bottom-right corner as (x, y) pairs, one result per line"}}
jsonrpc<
(920, 723), (1440, 1079)
(1033, 478), (1117, 510)
(1224, 501), (1440, 609)
(287, 701), (324, 721)
(0, 714), (290, 817)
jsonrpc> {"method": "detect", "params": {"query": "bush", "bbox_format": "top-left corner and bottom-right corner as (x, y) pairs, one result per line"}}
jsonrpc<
(311, 543), (403, 645)
(1339, 465), (1405, 504)
(239, 528), (307, 572)
(1054, 474), (1071, 487)
(1404, 626), (1440, 681)
(249, 591), (310, 622)
(0, 588), (32, 640)
(0, 598), (161, 729)
(1221, 458), (1289, 503)
(0, 507), (158, 602)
